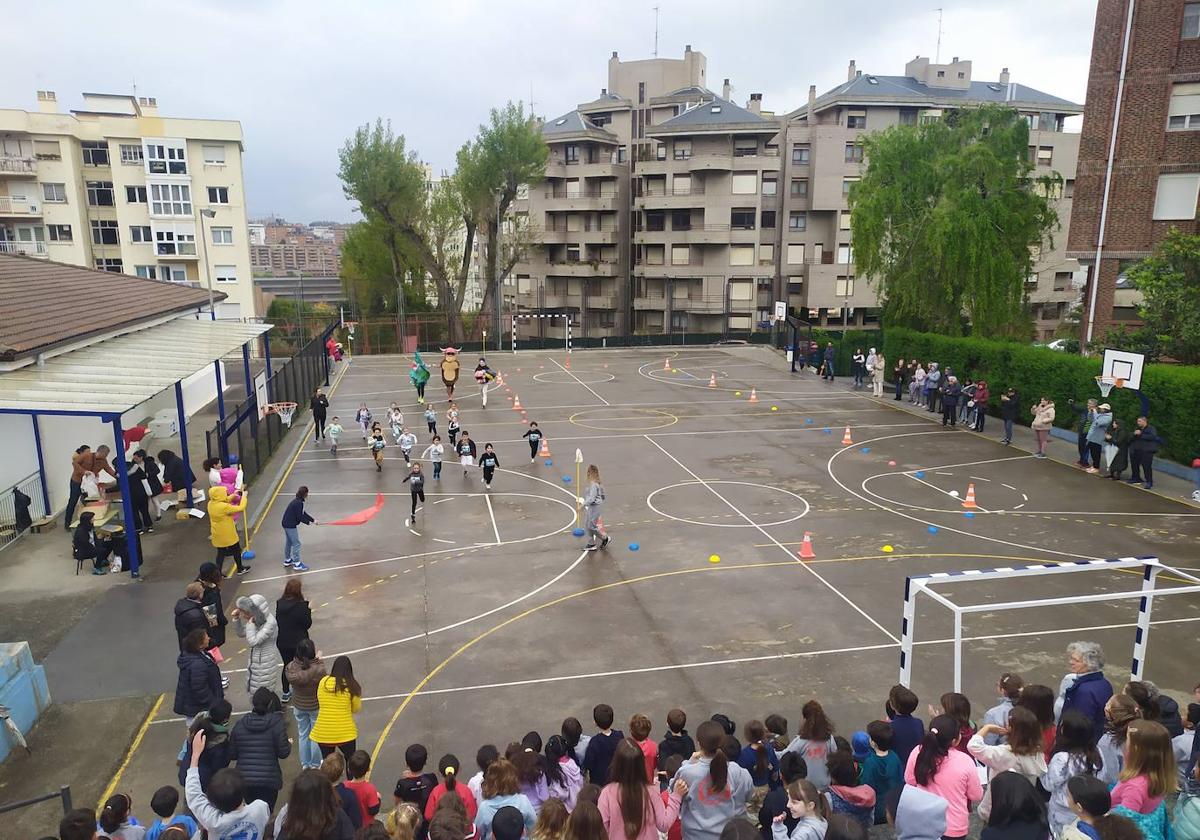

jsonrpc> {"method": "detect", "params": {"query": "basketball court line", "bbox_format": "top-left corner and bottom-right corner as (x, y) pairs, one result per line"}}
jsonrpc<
(548, 357), (610, 405)
(485, 494), (502, 544)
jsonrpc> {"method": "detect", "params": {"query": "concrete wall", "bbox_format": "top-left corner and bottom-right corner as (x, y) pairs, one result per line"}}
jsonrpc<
(0, 642), (50, 765)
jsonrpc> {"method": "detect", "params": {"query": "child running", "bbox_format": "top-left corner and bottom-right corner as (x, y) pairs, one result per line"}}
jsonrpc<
(581, 464), (609, 551)
(479, 445), (500, 490)
(389, 403), (404, 443)
(370, 428), (386, 472)
(328, 416), (344, 455)
(523, 422), (544, 464)
(402, 463), (425, 525)
(457, 432), (477, 477)
(424, 404), (438, 437)
(356, 403), (373, 440)
(399, 428), (417, 466)
(423, 436), (444, 481)
(447, 402), (461, 448)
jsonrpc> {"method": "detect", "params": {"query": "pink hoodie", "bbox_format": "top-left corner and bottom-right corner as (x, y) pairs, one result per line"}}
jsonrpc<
(598, 784), (682, 840)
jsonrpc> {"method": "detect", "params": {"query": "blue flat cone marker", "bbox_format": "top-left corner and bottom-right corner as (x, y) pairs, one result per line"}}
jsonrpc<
(629, 543), (640, 551)
(928, 525), (939, 534)
(861, 447), (871, 453)
(562, 475), (572, 483)
(805, 418), (813, 424)
(914, 470), (925, 478)
(572, 527), (585, 537)
(544, 459), (553, 466)
(242, 549), (256, 560)
(963, 511), (975, 518)
(823, 427), (832, 434)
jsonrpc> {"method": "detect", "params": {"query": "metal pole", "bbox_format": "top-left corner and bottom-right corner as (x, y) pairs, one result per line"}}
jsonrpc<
(263, 333), (273, 401)
(242, 343), (256, 435)
(197, 210), (216, 320)
(111, 416), (140, 578)
(953, 608), (963, 693)
(214, 360), (229, 463)
(175, 381), (195, 508)
(59, 785), (72, 814)
(31, 415), (51, 516)
(1131, 561), (1158, 680)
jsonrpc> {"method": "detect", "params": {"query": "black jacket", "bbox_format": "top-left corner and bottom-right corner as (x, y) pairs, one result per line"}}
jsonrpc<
(160, 451), (196, 490)
(144, 457), (164, 495)
(279, 808), (356, 840)
(310, 394), (330, 418)
(758, 785), (799, 840)
(178, 724), (232, 790)
(72, 524), (99, 560)
(174, 598), (209, 649)
(657, 730), (696, 770)
(229, 710), (291, 790)
(1160, 695), (1185, 737)
(275, 597), (312, 653)
(281, 497), (314, 529)
(1131, 424), (1163, 454)
(198, 580), (228, 648)
(1000, 395), (1021, 421)
(174, 651), (223, 716)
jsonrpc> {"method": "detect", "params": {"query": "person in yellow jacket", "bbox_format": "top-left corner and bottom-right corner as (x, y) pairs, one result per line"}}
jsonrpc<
(208, 485), (250, 575)
(310, 655), (362, 760)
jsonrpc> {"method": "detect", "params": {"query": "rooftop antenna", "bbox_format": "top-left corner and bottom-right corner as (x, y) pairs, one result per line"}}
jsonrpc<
(528, 82), (536, 117)
(653, 5), (660, 57)
(934, 8), (943, 63)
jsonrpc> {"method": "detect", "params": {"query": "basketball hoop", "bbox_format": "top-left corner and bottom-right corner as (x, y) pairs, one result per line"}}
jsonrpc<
(265, 402), (298, 427)
(344, 321), (358, 338)
(1095, 376), (1124, 398)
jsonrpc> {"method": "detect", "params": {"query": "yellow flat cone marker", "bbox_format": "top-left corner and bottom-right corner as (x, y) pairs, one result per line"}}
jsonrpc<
(709, 554), (721, 564)
(735, 391), (742, 396)
(771, 405), (778, 411)
(882, 545), (894, 553)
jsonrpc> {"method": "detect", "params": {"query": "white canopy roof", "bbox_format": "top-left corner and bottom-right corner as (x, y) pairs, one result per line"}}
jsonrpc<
(0, 318), (272, 415)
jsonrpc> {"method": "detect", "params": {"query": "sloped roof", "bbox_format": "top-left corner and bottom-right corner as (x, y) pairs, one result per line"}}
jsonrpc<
(796, 74), (1082, 118)
(650, 96), (778, 132)
(542, 110), (620, 142)
(0, 253), (225, 362)
(664, 85), (714, 97)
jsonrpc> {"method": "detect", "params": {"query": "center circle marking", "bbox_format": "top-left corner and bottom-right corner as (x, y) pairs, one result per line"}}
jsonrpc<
(569, 407), (679, 430)
(646, 481), (811, 528)
(533, 371), (616, 384)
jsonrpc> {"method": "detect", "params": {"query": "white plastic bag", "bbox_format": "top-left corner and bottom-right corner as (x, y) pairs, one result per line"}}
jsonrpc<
(80, 472), (100, 499)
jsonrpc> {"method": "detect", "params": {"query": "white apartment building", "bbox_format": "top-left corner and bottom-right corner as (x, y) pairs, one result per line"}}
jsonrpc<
(0, 91), (256, 319)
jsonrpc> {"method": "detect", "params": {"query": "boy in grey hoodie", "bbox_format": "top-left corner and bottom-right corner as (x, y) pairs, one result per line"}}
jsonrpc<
(887, 784), (947, 840)
(185, 730), (271, 840)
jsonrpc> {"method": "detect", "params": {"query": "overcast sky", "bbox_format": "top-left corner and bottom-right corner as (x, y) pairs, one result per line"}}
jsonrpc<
(8, 0), (1098, 223)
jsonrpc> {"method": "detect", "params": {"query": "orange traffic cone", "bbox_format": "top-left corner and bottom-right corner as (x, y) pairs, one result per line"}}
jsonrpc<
(798, 532), (816, 559)
(513, 394), (522, 411)
(748, 388), (758, 404)
(664, 358), (671, 371)
(962, 483), (978, 509)
(842, 426), (853, 446)
(564, 355), (571, 370)
(708, 372), (717, 388)
(539, 437), (551, 458)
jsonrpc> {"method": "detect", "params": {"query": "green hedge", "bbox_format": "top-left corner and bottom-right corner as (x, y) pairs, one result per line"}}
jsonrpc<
(796, 329), (884, 377)
(882, 327), (1200, 464)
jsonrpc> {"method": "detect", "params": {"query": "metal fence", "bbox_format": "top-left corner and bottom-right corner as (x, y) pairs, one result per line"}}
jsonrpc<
(0, 471), (48, 552)
(205, 321), (338, 487)
(0, 784), (73, 818)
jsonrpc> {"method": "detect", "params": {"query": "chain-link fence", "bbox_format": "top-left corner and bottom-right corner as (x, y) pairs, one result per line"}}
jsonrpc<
(0, 471), (47, 552)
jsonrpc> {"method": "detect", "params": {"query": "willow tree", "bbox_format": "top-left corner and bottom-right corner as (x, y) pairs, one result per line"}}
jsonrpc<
(849, 105), (1060, 337)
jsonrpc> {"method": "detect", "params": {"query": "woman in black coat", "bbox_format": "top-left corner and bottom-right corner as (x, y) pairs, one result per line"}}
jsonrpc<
(174, 628), (223, 718)
(196, 563), (229, 687)
(73, 511), (112, 574)
(157, 449), (196, 499)
(229, 686), (291, 811)
(276, 578), (312, 701)
(310, 388), (330, 442)
(127, 452), (155, 534)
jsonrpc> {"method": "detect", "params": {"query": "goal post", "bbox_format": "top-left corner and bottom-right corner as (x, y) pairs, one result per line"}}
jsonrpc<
(899, 556), (1200, 692)
(511, 313), (573, 354)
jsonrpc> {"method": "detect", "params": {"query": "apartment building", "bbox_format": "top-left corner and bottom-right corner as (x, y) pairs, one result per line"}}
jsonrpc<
(1068, 0), (1200, 340)
(0, 91), (255, 318)
(250, 242), (342, 274)
(515, 48), (1084, 341)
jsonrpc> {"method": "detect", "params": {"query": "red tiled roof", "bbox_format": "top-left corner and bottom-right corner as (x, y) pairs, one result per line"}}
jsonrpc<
(0, 253), (226, 361)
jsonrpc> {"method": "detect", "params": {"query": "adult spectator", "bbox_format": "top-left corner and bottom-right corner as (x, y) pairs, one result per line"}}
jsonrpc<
(940, 377), (962, 427)
(157, 450), (196, 506)
(229, 687), (291, 811)
(1056, 641), (1114, 739)
(1105, 417), (1134, 480)
(1085, 404), (1113, 473)
(233, 594), (282, 693)
(207, 486), (249, 575)
(127, 450), (156, 535)
(72, 511), (111, 575)
(196, 563), (229, 662)
(999, 388), (1020, 445)
(286, 639), (327, 770)
(64, 444), (114, 529)
(1128, 416), (1163, 489)
(174, 582), (210, 649)
(1069, 398), (1098, 468)
(1031, 398), (1055, 459)
(872, 350), (887, 398)
(276, 578), (313, 702)
(822, 343), (835, 382)
(972, 381), (990, 433)
(175, 628), (223, 761)
(311, 388), (330, 443)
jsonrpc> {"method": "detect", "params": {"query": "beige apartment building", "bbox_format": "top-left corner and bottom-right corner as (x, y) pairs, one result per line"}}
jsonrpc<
(0, 91), (255, 319)
(515, 49), (1083, 342)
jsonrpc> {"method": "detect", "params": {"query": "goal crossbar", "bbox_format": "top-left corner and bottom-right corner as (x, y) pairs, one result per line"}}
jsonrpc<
(511, 313), (573, 354)
(899, 556), (1200, 692)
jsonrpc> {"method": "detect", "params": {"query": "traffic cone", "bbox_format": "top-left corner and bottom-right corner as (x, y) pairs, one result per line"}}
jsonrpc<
(565, 355), (571, 370)
(842, 426), (853, 446)
(664, 358), (670, 371)
(748, 388), (758, 404)
(962, 483), (978, 510)
(539, 437), (551, 458)
(798, 532), (816, 559)
(708, 372), (717, 388)
(513, 394), (522, 411)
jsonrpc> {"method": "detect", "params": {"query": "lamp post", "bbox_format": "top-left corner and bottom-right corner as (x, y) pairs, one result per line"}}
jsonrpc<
(197, 208), (218, 320)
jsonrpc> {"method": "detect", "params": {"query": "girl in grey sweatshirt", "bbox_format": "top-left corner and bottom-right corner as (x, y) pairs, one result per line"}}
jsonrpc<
(771, 779), (829, 840)
(582, 464), (609, 551)
(672, 720), (755, 840)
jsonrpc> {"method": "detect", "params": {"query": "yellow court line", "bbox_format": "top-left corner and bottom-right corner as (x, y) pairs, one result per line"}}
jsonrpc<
(98, 692), (165, 808)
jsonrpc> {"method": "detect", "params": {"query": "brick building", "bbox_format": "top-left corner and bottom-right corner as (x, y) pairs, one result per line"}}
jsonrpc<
(1069, 0), (1200, 339)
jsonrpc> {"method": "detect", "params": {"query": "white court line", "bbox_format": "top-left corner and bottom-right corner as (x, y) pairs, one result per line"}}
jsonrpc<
(432, 538), (454, 545)
(969, 476), (992, 482)
(485, 495), (502, 545)
(643, 435), (900, 643)
(549, 357), (610, 405)
(903, 473), (991, 514)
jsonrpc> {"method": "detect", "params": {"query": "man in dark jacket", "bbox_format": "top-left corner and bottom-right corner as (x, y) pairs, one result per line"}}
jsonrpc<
(1000, 388), (1020, 445)
(1128, 416), (1163, 489)
(228, 687), (291, 811)
(1069, 398), (1098, 467)
(174, 582), (210, 650)
(310, 388), (330, 442)
(281, 486), (316, 571)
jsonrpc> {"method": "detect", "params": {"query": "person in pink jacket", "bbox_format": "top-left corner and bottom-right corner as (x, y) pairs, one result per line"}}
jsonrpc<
(904, 714), (983, 840)
(598, 739), (687, 840)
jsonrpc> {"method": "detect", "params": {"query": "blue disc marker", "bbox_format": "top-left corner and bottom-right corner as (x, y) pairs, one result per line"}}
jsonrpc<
(805, 418), (814, 424)
(242, 549), (256, 560)
(963, 511), (975, 519)
(927, 525), (939, 534)
(861, 447), (871, 453)
(572, 527), (585, 537)
(915, 470), (925, 478)
(562, 475), (572, 483)
(629, 543), (640, 551)
(544, 459), (553, 466)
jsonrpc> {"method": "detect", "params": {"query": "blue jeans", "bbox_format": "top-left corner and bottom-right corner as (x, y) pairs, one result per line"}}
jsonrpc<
(1003, 419), (1014, 441)
(293, 707), (320, 768)
(283, 527), (301, 564)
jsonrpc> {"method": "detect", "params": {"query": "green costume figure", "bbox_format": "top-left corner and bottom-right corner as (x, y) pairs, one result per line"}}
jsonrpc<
(410, 350), (431, 404)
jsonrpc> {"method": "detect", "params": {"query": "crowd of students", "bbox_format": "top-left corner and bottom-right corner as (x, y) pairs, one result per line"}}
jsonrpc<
(59, 630), (1200, 840)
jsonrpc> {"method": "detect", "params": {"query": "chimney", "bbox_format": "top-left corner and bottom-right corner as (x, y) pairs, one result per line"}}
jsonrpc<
(685, 44), (691, 52)
(611, 51), (618, 59)
(36, 90), (58, 114)
(808, 84), (816, 112)
(722, 78), (731, 100)
(848, 60), (856, 82)
(747, 93), (762, 114)
(952, 56), (959, 63)
(601, 88), (607, 97)
(999, 67), (1010, 85)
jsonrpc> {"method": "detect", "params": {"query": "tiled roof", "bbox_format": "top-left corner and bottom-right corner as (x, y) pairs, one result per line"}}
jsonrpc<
(653, 96), (777, 130)
(542, 110), (619, 141)
(0, 253), (224, 361)
(803, 75), (1081, 115)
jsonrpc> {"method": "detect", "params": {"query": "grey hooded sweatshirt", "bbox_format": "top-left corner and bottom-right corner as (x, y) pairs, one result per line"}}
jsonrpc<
(672, 756), (755, 840)
(895, 785), (948, 840)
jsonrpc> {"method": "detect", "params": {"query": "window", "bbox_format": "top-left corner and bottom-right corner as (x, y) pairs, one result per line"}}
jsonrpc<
(159, 264), (188, 283)
(81, 141), (109, 166)
(1065, 179), (1075, 198)
(837, 243), (854, 263)
(845, 143), (864, 163)
(761, 210), (776, 229)
(789, 211), (807, 231)
(673, 140), (692, 160)
(207, 186), (230, 204)
(762, 175), (778, 196)
(672, 174), (691, 195)
(155, 228), (196, 256)
(671, 245), (690, 266)
(791, 144), (810, 164)
(734, 138), (758, 157)
(656, 144), (667, 161)
(130, 225), (152, 243)
(671, 210), (691, 231)
(936, 70), (946, 78)
(731, 208), (756, 230)
(731, 172), (757, 194)
(839, 210), (852, 230)
(135, 265), (157, 280)
(90, 220), (119, 245)
(119, 144), (143, 165)
(1036, 146), (1053, 166)
(1152, 173), (1200, 220)
(145, 143), (188, 174)
(957, 71), (966, 79)
(42, 183), (67, 203)
(211, 226), (234, 245)
(899, 109), (918, 126)
(150, 183), (192, 215)
(564, 145), (579, 164)
(638, 81), (645, 104)
(33, 139), (61, 160)
(47, 224), (72, 242)
(730, 244), (755, 266)
(126, 185), (147, 203)
(645, 245), (665, 265)
(790, 179), (808, 198)
(215, 265), (238, 283)
(787, 244), (805, 265)
(202, 144), (226, 164)
(1185, 2), (1200, 38)
(919, 109), (943, 125)
(760, 243), (774, 264)
(835, 276), (856, 297)
(95, 258), (124, 273)
(645, 211), (665, 232)
(730, 282), (753, 301)
(847, 112), (866, 129)
(843, 178), (859, 197)
(86, 180), (114, 206)
(1168, 82), (1200, 130)
(1054, 271), (1073, 291)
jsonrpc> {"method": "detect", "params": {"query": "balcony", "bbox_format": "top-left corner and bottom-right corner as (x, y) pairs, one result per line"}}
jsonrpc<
(687, 153), (734, 172)
(638, 186), (706, 209)
(634, 263), (703, 278)
(634, 295), (667, 310)
(0, 240), (48, 257)
(530, 226), (619, 245)
(546, 259), (619, 278)
(0, 196), (41, 217)
(545, 160), (626, 179)
(542, 190), (620, 212)
(0, 156), (37, 177)
(585, 294), (618, 310)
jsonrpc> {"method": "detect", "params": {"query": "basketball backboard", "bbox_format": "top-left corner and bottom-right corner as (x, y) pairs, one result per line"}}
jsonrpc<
(254, 369), (269, 418)
(1101, 348), (1144, 390)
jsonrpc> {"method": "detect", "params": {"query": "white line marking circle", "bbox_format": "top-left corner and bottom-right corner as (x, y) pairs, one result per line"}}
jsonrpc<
(533, 371), (616, 384)
(646, 480), (811, 528)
